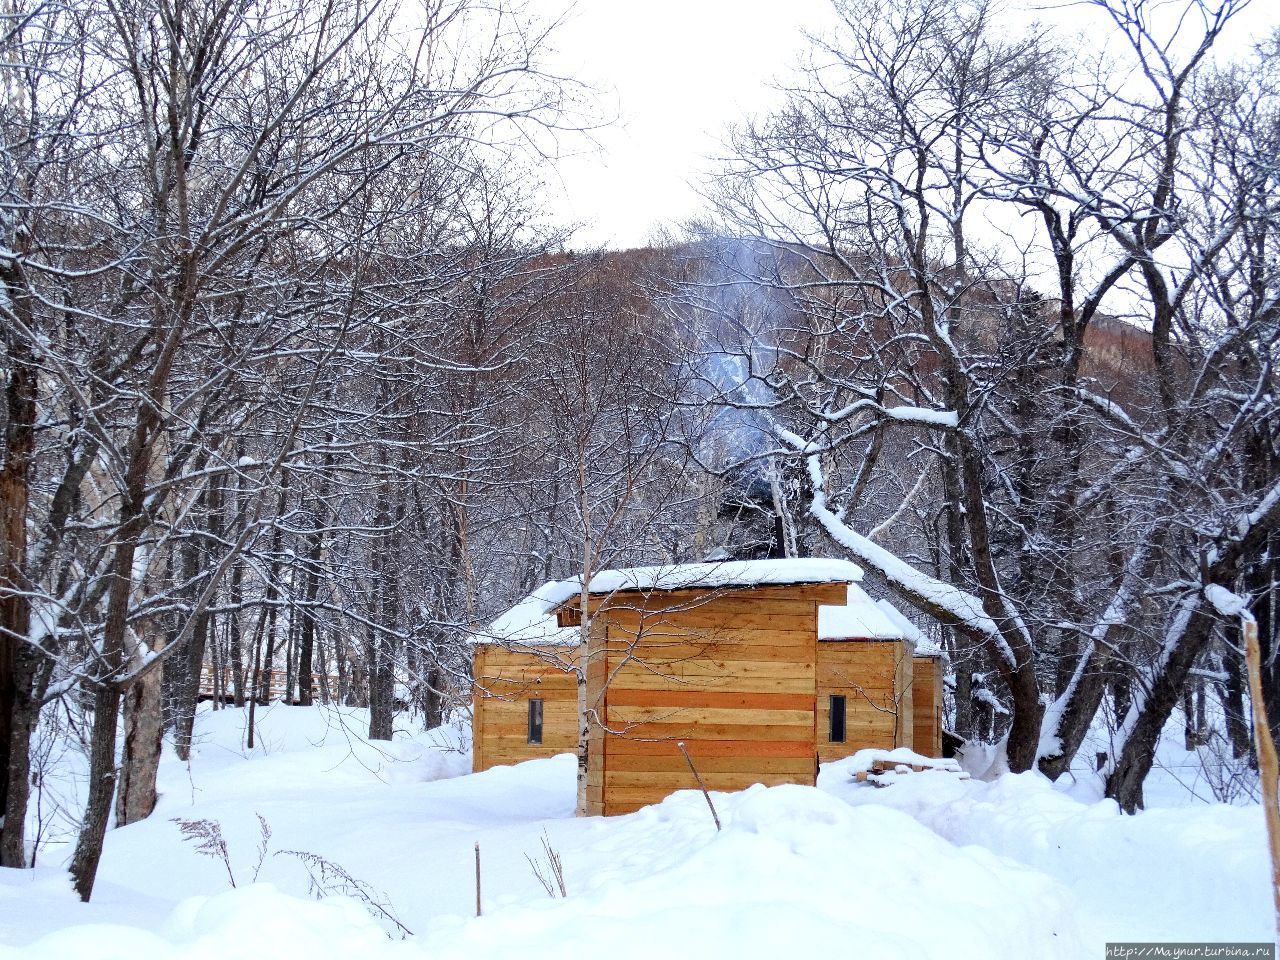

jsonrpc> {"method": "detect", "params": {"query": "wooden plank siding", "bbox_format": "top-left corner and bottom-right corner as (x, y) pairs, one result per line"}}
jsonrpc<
(587, 585), (833, 817)
(472, 644), (578, 773)
(815, 639), (914, 763)
(911, 655), (944, 758)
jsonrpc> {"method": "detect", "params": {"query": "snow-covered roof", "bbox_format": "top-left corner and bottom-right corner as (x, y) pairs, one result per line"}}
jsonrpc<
(475, 558), (867, 646)
(575, 558), (866, 594)
(476, 580), (581, 647)
(817, 584), (905, 641)
(474, 561), (944, 651)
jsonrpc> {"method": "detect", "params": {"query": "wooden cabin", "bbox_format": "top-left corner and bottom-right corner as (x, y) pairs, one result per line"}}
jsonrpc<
(471, 643), (578, 772)
(471, 560), (945, 816)
(858, 593), (948, 759)
(911, 652), (946, 758)
(470, 582), (582, 772)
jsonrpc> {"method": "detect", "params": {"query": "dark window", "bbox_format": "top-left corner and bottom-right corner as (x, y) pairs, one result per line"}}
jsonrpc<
(528, 698), (544, 744)
(829, 695), (847, 743)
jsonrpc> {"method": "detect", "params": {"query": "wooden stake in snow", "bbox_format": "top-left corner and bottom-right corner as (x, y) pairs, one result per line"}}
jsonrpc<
(1243, 618), (1280, 939)
(474, 842), (482, 918)
(678, 741), (720, 832)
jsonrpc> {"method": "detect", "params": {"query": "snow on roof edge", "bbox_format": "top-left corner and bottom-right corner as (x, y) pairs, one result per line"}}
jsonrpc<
(874, 598), (944, 656)
(817, 583), (905, 640)
(579, 558), (865, 595)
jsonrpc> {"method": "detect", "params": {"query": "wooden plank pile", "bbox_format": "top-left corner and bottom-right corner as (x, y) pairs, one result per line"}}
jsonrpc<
(853, 754), (969, 787)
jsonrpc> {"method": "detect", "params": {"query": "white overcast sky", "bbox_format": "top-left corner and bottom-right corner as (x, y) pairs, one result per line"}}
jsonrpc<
(533, 0), (833, 248)
(529, 0), (1278, 251)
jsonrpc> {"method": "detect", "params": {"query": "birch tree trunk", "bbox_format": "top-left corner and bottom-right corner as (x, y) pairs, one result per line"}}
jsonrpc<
(115, 629), (165, 827)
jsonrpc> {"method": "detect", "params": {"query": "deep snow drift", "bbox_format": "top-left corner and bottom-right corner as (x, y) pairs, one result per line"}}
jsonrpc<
(0, 703), (1270, 959)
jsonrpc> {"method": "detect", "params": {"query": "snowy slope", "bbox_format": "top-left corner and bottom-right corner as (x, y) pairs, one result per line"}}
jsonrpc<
(0, 703), (1270, 958)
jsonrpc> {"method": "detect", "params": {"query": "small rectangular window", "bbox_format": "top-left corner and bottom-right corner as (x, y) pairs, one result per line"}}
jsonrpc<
(527, 698), (544, 745)
(829, 695), (847, 743)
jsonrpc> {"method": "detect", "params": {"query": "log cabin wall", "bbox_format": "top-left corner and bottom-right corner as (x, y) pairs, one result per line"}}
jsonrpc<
(581, 582), (848, 817)
(471, 644), (577, 773)
(815, 639), (915, 763)
(911, 654), (945, 758)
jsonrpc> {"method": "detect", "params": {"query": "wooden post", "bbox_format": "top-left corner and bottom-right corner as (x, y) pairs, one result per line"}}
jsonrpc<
(474, 842), (482, 918)
(1243, 617), (1280, 940)
(677, 741), (721, 832)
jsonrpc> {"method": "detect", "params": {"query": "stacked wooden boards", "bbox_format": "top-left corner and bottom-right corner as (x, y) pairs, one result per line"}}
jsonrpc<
(569, 582), (845, 817)
(471, 643), (577, 773)
(815, 639), (915, 764)
(911, 654), (945, 758)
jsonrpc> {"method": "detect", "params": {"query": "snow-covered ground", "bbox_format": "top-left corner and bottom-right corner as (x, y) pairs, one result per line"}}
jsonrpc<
(0, 703), (1270, 958)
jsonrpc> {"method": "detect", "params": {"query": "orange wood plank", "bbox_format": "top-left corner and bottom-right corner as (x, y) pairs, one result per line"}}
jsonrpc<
(605, 689), (814, 710)
(607, 737), (814, 758)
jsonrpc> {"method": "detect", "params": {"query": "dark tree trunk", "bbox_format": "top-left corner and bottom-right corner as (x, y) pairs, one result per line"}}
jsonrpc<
(174, 608), (210, 760)
(284, 596), (299, 704)
(255, 478), (288, 705)
(0, 307), (36, 867)
(1106, 596), (1218, 812)
(209, 615), (224, 710)
(69, 682), (122, 900)
(366, 583), (394, 742)
(246, 607), (269, 749)
(424, 663), (444, 730)
(1246, 532), (1280, 746)
(115, 645), (164, 827)
(1038, 645), (1113, 781)
(70, 512), (146, 900)
(956, 440), (1044, 772)
(1038, 621), (1141, 781)
(259, 600), (281, 704)
(172, 481), (216, 760)
(1220, 643), (1252, 760)
(953, 663), (972, 738)
(336, 634), (350, 705)
(1, 646), (40, 867)
(314, 634), (330, 704)
(1037, 536), (1157, 781)
(298, 587), (317, 706)
(368, 633), (395, 740)
(297, 506), (323, 706)
(1112, 671), (1132, 727)
(367, 524), (398, 742)
(1183, 686), (1198, 751)
(228, 588), (245, 708)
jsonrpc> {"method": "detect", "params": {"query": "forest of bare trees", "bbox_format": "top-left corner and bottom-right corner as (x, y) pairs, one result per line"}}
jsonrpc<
(0, 0), (1276, 903)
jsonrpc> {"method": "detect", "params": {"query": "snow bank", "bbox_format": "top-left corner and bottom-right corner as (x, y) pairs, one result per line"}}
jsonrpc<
(420, 785), (1088, 959)
(822, 760), (1274, 945)
(5, 701), (1268, 959)
(9, 785), (1089, 960)
(4, 885), (409, 960)
(174, 702), (472, 788)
